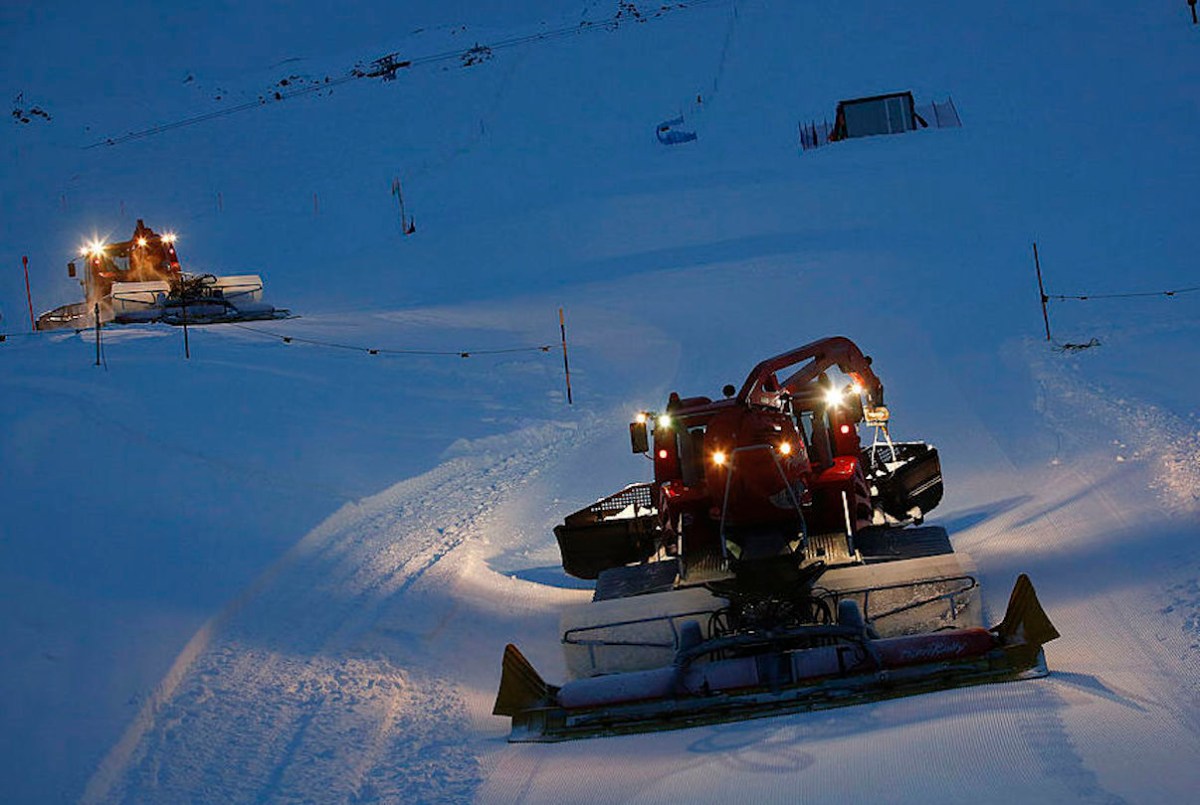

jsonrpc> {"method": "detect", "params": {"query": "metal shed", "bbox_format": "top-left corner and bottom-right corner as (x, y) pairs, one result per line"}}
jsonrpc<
(830, 91), (923, 141)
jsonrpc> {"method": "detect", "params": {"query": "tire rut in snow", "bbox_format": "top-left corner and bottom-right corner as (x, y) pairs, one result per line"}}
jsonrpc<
(90, 418), (590, 804)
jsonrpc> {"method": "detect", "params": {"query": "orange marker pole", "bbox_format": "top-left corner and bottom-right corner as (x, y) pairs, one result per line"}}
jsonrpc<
(23, 256), (35, 330)
(559, 307), (573, 405)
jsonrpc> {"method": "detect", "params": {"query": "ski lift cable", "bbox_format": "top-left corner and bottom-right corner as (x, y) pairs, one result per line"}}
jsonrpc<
(1047, 284), (1200, 301)
(89, 0), (731, 149)
(706, 0), (739, 102)
(88, 73), (364, 147)
(406, 38), (531, 182)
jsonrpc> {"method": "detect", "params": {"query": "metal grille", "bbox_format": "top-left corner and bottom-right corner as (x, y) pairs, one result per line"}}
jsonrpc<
(584, 483), (655, 518)
(804, 531), (856, 565)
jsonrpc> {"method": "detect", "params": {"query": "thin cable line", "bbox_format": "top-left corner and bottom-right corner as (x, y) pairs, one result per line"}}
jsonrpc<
(227, 323), (552, 357)
(2, 322), (555, 359)
(1047, 285), (1200, 301)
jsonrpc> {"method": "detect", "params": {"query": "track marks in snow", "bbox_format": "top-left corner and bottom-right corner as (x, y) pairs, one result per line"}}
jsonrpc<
(1015, 684), (1127, 804)
(1154, 567), (1200, 742)
(85, 417), (598, 804)
(1031, 348), (1200, 515)
(1162, 574), (1200, 660)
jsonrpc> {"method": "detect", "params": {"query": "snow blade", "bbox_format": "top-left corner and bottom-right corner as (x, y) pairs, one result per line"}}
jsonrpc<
(495, 575), (1062, 742)
(994, 573), (1060, 648)
(493, 644), (556, 717)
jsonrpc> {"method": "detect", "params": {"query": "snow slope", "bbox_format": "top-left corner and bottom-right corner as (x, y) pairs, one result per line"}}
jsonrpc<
(2, 1), (1199, 802)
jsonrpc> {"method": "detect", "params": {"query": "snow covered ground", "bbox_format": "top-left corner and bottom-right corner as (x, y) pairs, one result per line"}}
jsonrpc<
(2, 1), (1198, 802)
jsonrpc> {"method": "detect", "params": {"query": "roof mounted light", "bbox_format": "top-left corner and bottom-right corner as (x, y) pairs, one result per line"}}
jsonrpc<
(824, 386), (844, 408)
(657, 414), (671, 429)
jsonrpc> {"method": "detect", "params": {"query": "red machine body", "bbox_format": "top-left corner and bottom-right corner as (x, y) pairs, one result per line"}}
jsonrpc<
(553, 337), (943, 582)
(648, 337), (884, 563)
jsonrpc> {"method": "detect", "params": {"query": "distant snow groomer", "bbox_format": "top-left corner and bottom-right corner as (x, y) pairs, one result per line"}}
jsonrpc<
(36, 219), (288, 330)
(495, 337), (1058, 741)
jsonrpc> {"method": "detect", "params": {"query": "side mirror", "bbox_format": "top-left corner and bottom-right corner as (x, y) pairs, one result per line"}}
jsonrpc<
(67, 261), (76, 278)
(630, 420), (649, 454)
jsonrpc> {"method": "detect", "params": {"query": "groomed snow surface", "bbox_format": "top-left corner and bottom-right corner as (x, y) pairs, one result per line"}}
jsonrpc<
(2, 2), (1199, 802)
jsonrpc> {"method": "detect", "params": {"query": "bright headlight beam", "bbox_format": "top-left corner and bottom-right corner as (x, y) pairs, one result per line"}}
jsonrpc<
(712, 450), (727, 466)
(657, 414), (671, 429)
(824, 386), (844, 407)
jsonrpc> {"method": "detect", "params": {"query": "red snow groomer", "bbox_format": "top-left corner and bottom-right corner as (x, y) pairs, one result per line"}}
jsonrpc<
(495, 337), (1058, 741)
(557, 337), (944, 584)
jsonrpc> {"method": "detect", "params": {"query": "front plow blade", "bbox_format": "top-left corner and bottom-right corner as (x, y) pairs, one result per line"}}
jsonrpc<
(494, 574), (1059, 742)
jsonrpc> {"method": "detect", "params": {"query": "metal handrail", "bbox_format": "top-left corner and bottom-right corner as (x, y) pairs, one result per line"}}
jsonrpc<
(867, 422), (899, 476)
(563, 574), (978, 675)
(562, 608), (718, 650)
(563, 608), (723, 673)
(815, 574), (977, 624)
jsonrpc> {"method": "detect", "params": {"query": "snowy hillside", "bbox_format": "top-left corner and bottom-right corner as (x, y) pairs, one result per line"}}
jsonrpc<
(2, 1), (1198, 802)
